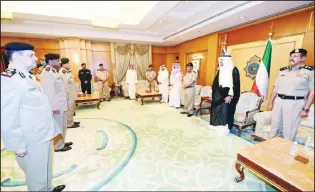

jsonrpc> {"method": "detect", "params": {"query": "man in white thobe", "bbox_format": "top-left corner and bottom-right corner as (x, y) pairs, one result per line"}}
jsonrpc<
(169, 62), (182, 108)
(157, 64), (169, 103)
(126, 64), (137, 100)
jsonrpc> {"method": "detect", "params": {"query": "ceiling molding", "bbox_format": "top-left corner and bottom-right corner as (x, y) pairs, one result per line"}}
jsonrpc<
(163, 1), (253, 40)
(219, 3), (314, 34)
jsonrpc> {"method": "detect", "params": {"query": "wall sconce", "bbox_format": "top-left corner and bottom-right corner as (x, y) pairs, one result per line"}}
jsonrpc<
(72, 53), (80, 64)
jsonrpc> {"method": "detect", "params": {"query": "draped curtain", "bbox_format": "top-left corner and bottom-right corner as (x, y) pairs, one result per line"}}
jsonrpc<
(110, 43), (152, 85)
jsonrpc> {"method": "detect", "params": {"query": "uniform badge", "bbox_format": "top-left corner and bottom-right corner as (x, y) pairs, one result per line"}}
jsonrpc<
(1, 68), (16, 78)
(19, 72), (26, 78)
(28, 88), (36, 92)
(62, 70), (67, 74)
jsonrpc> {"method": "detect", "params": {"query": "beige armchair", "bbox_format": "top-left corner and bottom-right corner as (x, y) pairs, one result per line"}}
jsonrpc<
(181, 85), (203, 107)
(254, 104), (314, 145)
(194, 86), (212, 115)
(233, 91), (263, 136)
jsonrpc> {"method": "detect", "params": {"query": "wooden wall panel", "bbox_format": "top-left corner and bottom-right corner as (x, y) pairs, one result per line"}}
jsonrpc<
(91, 42), (112, 85)
(152, 53), (166, 74)
(186, 51), (208, 85)
(1, 37), (60, 65)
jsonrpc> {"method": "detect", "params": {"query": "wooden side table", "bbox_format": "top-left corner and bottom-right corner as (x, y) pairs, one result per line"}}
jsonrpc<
(200, 96), (211, 116)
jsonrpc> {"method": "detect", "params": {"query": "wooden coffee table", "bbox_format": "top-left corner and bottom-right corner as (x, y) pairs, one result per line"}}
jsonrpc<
(234, 137), (314, 191)
(75, 93), (101, 109)
(135, 91), (162, 105)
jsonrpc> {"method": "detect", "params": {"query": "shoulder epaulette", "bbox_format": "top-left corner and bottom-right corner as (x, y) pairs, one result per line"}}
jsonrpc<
(62, 70), (67, 74)
(193, 71), (196, 73)
(1, 68), (16, 78)
(45, 67), (50, 72)
(303, 65), (314, 71)
(280, 66), (291, 71)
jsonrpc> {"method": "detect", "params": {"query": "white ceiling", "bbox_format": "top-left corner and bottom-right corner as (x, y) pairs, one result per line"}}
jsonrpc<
(1, 1), (313, 46)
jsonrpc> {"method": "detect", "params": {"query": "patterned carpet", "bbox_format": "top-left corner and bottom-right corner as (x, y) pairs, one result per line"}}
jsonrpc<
(1, 98), (276, 191)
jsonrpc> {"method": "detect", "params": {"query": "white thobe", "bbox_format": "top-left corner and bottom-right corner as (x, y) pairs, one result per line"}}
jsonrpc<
(126, 69), (137, 99)
(157, 71), (169, 103)
(169, 72), (182, 107)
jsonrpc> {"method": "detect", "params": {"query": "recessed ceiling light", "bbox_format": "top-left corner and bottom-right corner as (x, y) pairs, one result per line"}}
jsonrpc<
(160, 20), (163, 23)
(239, 16), (245, 19)
(185, 1), (190, 3)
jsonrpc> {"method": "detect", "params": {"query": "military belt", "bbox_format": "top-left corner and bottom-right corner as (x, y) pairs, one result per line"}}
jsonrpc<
(278, 94), (305, 100)
(186, 85), (195, 89)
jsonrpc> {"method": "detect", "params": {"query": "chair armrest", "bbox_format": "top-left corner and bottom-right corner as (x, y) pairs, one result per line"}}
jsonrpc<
(244, 109), (260, 125)
(253, 111), (272, 125)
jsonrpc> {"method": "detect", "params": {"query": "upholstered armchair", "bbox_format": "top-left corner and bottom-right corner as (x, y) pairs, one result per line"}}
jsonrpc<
(194, 86), (212, 116)
(253, 104), (314, 145)
(233, 91), (263, 136)
(181, 85), (203, 107)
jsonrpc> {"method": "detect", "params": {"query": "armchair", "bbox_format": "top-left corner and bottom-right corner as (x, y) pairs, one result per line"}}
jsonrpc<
(253, 104), (314, 145)
(194, 85), (212, 116)
(233, 91), (263, 136)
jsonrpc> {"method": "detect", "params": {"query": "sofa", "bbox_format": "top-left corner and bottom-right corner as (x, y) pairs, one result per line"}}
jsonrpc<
(253, 104), (314, 145)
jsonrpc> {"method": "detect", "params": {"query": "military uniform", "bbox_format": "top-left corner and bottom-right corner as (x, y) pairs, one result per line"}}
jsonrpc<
(146, 70), (156, 90)
(271, 57), (314, 141)
(181, 66), (197, 116)
(59, 67), (78, 128)
(40, 65), (70, 152)
(96, 69), (110, 101)
(1, 68), (61, 191)
(78, 68), (92, 94)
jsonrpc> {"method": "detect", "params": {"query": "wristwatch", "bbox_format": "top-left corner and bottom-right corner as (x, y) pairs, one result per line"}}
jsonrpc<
(303, 108), (310, 112)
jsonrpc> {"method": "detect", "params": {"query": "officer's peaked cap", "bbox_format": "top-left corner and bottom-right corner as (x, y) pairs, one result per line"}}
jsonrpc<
(4, 42), (34, 51)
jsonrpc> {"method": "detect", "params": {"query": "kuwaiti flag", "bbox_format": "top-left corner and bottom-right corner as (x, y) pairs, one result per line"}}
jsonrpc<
(251, 40), (272, 105)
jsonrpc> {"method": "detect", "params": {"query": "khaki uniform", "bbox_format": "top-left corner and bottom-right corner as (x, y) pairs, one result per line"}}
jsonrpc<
(182, 71), (197, 114)
(40, 66), (68, 150)
(271, 65), (314, 141)
(1, 68), (60, 191)
(96, 69), (110, 100)
(146, 70), (156, 90)
(59, 67), (77, 127)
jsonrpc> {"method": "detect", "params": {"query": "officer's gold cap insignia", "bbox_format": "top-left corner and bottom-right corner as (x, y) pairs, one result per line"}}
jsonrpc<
(295, 48), (299, 53)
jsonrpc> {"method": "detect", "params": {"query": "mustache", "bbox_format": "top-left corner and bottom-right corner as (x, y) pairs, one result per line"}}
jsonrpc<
(290, 59), (294, 62)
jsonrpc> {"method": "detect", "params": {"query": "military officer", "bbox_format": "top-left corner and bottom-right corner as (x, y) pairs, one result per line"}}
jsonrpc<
(96, 63), (111, 102)
(59, 58), (80, 128)
(40, 53), (72, 152)
(269, 48), (314, 141)
(146, 64), (156, 90)
(180, 63), (197, 117)
(78, 63), (92, 94)
(1, 42), (66, 191)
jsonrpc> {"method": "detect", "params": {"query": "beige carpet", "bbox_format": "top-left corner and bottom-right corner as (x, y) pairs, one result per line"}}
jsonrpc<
(1, 98), (275, 191)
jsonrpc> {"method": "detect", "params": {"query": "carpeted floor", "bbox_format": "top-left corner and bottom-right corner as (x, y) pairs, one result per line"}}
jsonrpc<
(1, 98), (276, 191)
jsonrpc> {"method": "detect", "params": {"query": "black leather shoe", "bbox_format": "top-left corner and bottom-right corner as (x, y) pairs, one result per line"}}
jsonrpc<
(52, 185), (65, 192)
(187, 114), (193, 117)
(97, 102), (100, 109)
(180, 111), (187, 114)
(65, 142), (73, 147)
(55, 146), (71, 152)
(74, 121), (80, 125)
(68, 124), (80, 128)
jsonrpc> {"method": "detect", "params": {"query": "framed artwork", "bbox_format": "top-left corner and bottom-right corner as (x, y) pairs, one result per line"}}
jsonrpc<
(192, 59), (200, 77)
